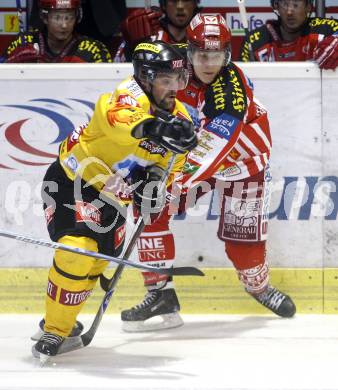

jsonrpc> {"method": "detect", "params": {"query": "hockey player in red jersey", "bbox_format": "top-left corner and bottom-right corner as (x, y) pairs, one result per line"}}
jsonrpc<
(114, 0), (200, 62)
(3, 0), (111, 63)
(121, 13), (297, 332)
(240, 0), (338, 70)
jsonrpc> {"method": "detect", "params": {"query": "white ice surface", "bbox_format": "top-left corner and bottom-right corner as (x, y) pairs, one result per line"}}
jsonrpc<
(1, 314), (338, 390)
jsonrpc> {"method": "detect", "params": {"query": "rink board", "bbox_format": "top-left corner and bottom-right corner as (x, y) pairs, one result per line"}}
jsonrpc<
(1, 267), (338, 314)
(0, 63), (338, 314)
(0, 62), (335, 269)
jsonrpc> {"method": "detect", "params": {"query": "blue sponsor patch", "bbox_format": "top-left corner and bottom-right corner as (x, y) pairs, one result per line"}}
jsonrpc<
(206, 114), (239, 140)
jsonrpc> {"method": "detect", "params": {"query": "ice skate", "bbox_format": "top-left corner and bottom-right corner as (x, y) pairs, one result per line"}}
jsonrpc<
(32, 332), (65, 363)
(121, 288), (184, 332)
(31, 319), (84, 341)
(251, 285), (296, 317)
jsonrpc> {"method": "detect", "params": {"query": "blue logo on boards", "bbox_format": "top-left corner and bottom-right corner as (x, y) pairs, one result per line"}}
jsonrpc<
(206, 114), (239, 140)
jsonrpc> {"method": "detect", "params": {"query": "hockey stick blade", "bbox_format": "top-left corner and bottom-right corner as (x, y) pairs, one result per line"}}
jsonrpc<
(173, 266), (204, 276)
(99, 266), (204, 291)
(0, 229), (203, 276)
(57, 335), (84, 355)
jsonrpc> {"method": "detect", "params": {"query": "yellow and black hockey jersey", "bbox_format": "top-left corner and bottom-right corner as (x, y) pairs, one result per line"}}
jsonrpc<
(59, 76), (191, 203)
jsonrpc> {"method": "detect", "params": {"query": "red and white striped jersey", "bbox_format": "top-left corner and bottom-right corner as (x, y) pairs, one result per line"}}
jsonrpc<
(177, 62), (271, 186)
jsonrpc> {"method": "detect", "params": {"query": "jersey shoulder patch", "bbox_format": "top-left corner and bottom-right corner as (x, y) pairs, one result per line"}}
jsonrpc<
(247, 24), (274, 51)
(308, 17), (338, 36)
(6, 32), (36, 54)
(76, 36), (112, 62)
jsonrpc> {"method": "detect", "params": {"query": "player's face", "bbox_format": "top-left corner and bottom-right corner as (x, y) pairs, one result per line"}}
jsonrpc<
(277, 0), (311, 31)
(164, 0), (196, 28)
(191, 49), (225, 84)
(45, 9), (77, 41)
(151, 72), (187, 111)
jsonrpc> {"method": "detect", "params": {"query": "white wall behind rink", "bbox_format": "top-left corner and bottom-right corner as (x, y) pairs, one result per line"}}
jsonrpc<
(0, 63), (337, 269)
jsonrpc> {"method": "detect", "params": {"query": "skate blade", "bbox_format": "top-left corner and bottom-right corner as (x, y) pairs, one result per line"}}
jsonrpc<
(122, 312), (184, 333)
(31, 345), (51, 367)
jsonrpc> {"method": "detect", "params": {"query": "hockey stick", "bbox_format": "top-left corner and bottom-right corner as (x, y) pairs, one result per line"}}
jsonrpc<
(0, 229), (203, 276)
(16, 0), (25, 39)
(57, 153), (198, 355)
(237, 0), (255, 61)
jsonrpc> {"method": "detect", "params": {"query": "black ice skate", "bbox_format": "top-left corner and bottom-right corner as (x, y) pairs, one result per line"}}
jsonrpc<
(121, 288), (184, 332)
(251, 285), (296, 318)
(31, 319), (84, 341)
(32, 332), (65, 363)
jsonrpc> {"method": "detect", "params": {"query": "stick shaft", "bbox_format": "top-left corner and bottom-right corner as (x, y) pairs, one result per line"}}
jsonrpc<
(0, 229), (170, 275)
(237, 0), (255, 61)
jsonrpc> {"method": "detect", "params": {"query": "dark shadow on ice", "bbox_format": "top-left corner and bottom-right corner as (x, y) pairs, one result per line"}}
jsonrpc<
(21, 315), (279, 381)
(23, 347), (190, 381)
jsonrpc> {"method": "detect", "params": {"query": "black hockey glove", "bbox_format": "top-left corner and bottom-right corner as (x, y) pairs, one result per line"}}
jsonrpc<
(133, 116), (198, 154)
(132, 166), (166, 220)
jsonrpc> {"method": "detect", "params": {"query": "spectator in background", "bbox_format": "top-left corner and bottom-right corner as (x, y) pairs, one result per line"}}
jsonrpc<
(3, 0), (111, 63)
(114, 0), (201, 62)
(240, 0), (338, 70)
(74, 0), (127, 53)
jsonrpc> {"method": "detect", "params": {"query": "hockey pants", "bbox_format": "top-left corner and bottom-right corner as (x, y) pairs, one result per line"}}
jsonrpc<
(136, 171), (270, 295)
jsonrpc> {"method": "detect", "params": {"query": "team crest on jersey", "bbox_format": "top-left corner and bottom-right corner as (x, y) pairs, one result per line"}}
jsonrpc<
(117, 94), (140, 107)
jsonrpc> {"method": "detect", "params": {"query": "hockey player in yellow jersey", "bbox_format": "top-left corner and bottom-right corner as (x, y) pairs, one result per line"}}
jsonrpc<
(32, 40), (197, 359)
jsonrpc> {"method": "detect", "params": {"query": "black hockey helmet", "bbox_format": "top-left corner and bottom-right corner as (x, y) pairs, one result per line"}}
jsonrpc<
(270, 0), (314, 9)
(133, 40), (189, 95)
